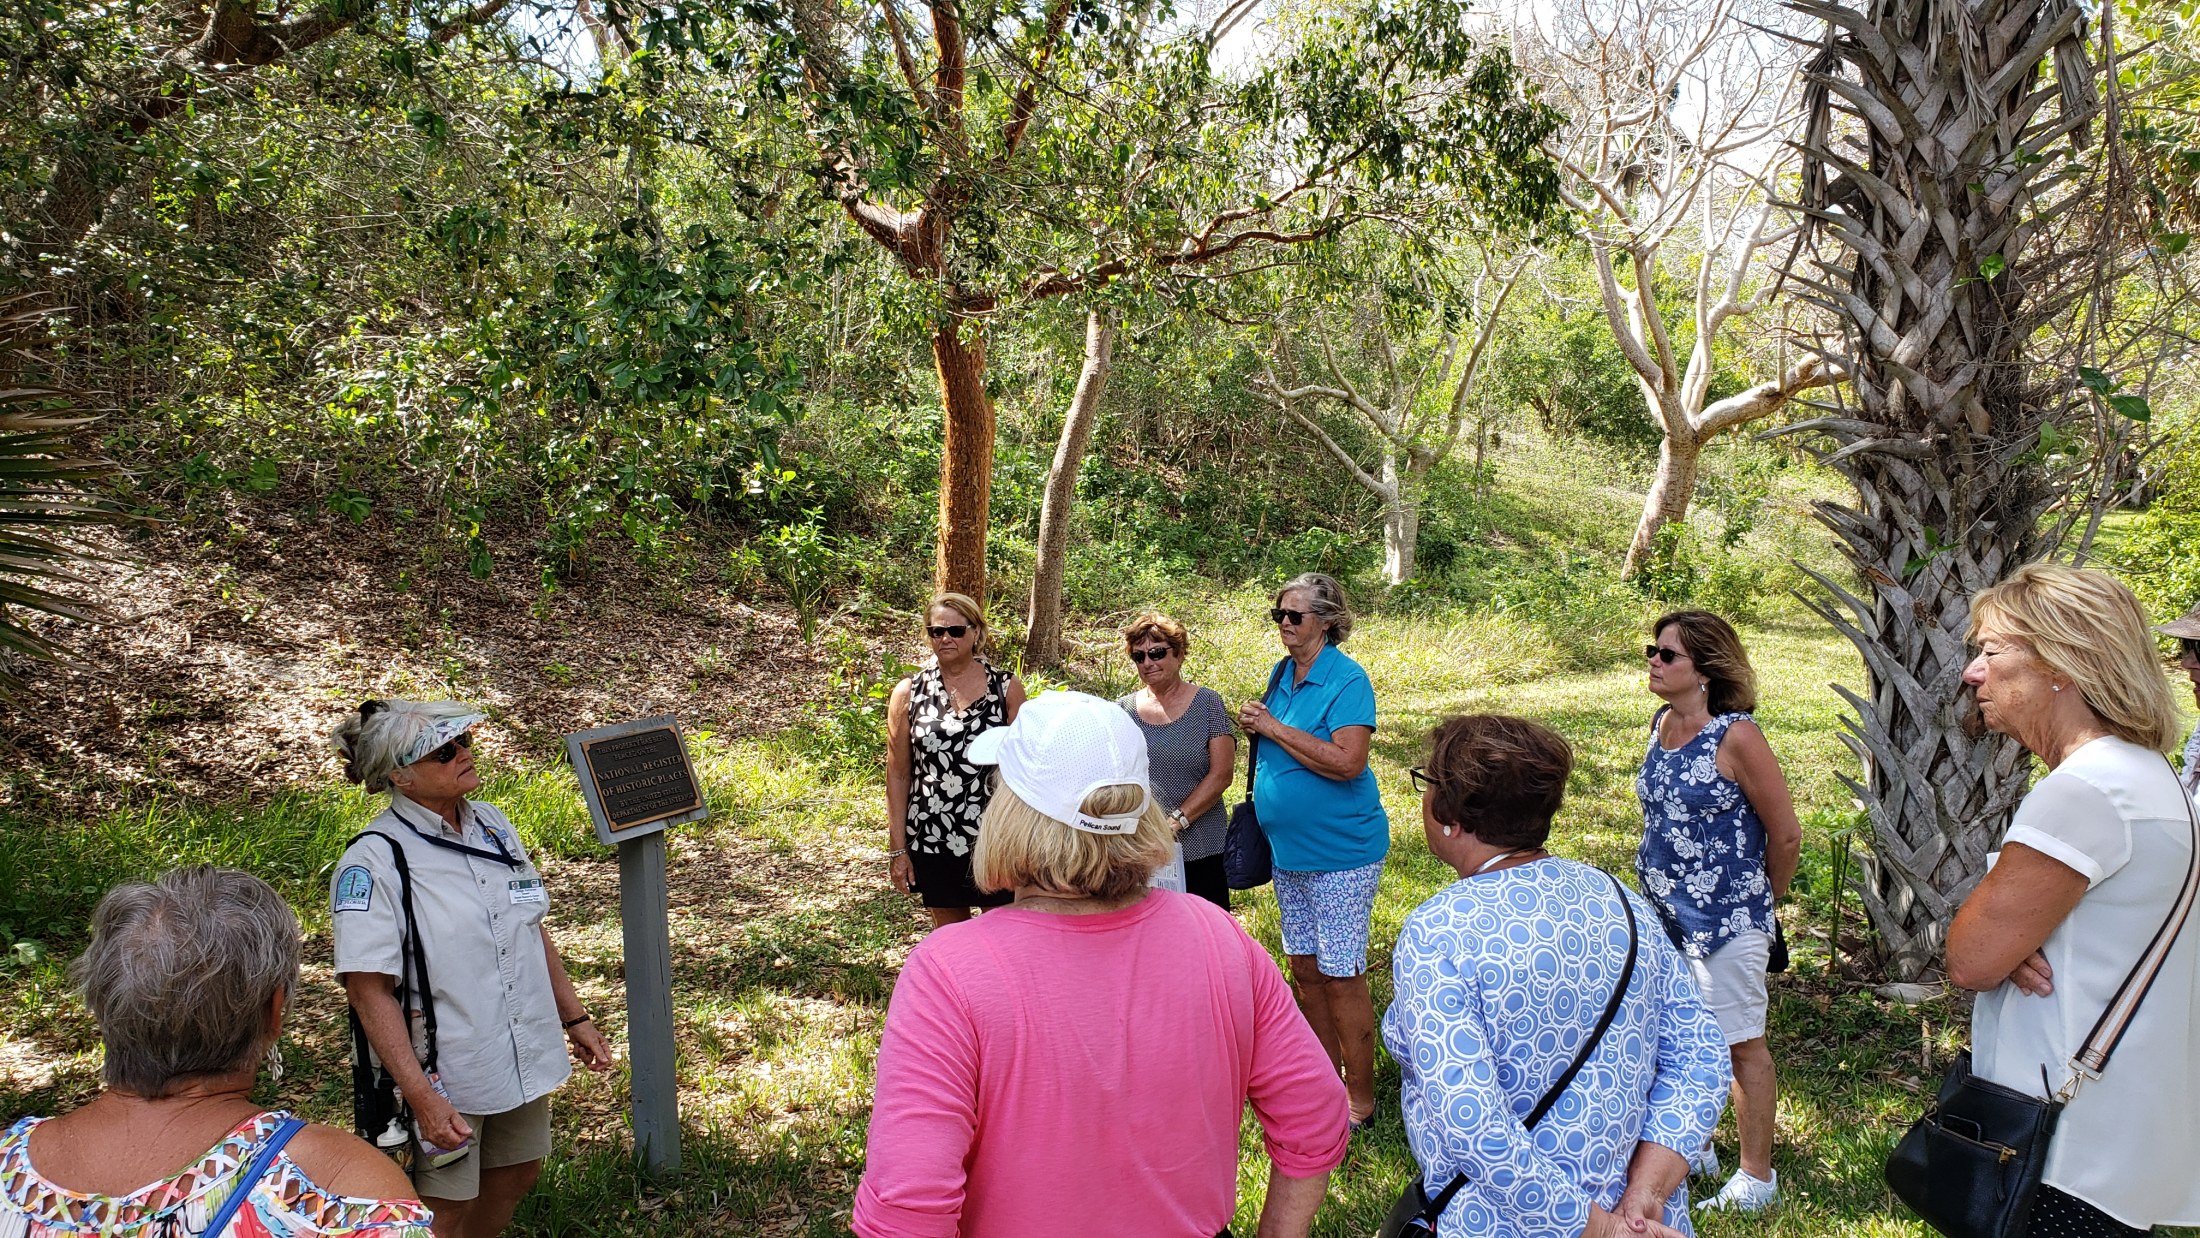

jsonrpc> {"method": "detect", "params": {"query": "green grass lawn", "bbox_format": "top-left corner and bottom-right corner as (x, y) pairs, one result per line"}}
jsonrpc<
(9, 590), (2090, 1237)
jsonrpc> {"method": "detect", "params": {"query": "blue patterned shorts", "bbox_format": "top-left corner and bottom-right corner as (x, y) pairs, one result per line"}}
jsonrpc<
(1274, 860), (1384, 977)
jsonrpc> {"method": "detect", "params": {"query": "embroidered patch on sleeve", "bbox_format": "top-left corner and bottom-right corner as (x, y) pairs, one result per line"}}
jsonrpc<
(334, 865), (375, 913)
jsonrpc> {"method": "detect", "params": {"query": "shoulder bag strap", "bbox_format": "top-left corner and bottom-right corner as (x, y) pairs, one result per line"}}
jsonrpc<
(198, 1116), (306, 1236)
(1243, 659), (1290, 798)
(2071, 766), (2200, 1079)
(344, 830), (439, 1074)
(1420, 869), (1641, 1222)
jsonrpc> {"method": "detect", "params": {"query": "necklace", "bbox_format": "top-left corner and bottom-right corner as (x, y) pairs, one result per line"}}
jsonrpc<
(1474, 848), (1547, 875)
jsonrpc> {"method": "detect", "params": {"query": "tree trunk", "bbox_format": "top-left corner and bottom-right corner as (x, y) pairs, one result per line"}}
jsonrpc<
(1793, 0), (2104, 979)
(1622, 426), (1703, 580)
(932, 315), (996, 604)
(1380, 451), (1418, 585)
(1024, 309), (1118, 668)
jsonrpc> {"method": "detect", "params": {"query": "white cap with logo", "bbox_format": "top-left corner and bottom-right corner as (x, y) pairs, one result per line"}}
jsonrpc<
(965, 690), (1153, 834)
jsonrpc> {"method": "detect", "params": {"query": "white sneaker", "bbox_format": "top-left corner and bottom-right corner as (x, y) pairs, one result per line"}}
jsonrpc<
(1688, 1143), (1720, 1180)
(1697, 1168), (1778, 1214)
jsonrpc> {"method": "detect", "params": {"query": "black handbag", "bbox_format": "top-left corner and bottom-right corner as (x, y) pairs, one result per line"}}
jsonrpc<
(1379, 870), (1641, 1238)
(1884, 769), (2200, 1238)
(344, 830), (441, 1159)
(1223, 660), (1290, 890)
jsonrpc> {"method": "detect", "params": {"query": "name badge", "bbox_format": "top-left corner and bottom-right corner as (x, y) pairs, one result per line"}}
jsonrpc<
(508, 878), (547, 906)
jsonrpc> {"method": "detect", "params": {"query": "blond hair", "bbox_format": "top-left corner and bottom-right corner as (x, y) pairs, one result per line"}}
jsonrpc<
(1969, 563), (2183, 752)
(925, 591), (991, 655)
(972, 782), (1174, 901)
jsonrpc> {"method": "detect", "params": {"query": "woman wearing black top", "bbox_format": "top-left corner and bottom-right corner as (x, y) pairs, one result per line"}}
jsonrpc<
(885, 592), (1028, 929)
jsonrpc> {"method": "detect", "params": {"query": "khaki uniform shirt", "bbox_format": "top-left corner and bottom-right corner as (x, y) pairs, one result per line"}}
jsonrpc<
(331, 793), (571, 1115)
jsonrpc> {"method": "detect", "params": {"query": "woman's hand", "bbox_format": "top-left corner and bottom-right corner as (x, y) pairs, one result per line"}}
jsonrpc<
(2009, 948), (2054, 997)
(1237, 698), (1276, 739)
(568, 1019), (615, 1071)
(890, 852), (915, 895)
(1583, 1204), (1686, 1238)
(408, 1085), (473, 1151)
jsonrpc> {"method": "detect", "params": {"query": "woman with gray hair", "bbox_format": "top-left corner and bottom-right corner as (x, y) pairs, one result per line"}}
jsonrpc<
(0, 866), (432, 1236)
(328, 699), (612, 1238)
(1237, 571), (1390, 1131)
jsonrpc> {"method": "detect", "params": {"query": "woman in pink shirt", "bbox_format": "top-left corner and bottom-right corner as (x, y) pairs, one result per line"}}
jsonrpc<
(854, 691), (1350, 1238)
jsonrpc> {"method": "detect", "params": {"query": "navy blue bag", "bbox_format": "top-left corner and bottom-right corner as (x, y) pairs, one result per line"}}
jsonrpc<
(1224, 660), (1289, 890)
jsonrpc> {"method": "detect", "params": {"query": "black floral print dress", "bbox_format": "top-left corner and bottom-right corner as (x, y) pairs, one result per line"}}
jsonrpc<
(905, 660), (1012, 858)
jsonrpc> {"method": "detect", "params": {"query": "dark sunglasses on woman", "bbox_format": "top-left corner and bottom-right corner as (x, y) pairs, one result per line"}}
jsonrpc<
(1269, 608), (1308, 626)
(927, 625), (969, 639)
(425, 733), (474, 764)
(2181, 638), (2200, 661)
(1129, 646), (1173, 664)
(1643, 645), (1687, 664)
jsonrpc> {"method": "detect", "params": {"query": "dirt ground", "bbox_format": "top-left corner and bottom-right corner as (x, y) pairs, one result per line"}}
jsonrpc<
(0, 505), (859, 810)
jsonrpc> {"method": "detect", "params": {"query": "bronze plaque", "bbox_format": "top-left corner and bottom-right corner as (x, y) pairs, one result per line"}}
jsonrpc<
(580, 726), (702, 833)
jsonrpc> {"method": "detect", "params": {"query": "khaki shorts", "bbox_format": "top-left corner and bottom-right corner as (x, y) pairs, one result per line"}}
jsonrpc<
(1686, 928), (1772, 1046)
(411, 1095), (552, 1201)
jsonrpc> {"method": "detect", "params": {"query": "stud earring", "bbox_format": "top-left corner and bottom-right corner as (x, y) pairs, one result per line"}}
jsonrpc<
(2053, 684), (2063, 693)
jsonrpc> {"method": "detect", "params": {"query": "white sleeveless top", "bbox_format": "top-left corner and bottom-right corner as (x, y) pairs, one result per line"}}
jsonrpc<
(1971, 735), (2200, 1227)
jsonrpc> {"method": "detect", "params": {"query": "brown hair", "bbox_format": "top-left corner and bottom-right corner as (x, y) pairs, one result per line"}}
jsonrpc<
(1423, 714), (1574, 849)
(1969, 563), (2183, 751)
(1653, 610), (1758, 715)
(972, 782), (1174, 901)
(1120, 611), (1189, 658)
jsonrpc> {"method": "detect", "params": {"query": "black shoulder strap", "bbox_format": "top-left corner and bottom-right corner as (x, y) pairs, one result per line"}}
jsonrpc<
(1242, 658), (1291, 798)
(1419, 869), (1641, 1223)
(344, 829), (439, 1072)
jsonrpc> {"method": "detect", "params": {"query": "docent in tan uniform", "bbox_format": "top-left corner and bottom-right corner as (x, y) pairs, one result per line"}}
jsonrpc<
(329, 699), (613, 1238)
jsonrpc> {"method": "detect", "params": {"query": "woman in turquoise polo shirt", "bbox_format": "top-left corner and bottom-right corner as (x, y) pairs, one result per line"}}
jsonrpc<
(1238, 571), (1389, 1130)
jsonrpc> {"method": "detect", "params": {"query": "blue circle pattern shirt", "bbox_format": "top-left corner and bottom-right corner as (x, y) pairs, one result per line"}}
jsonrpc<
(1634, 709), (1777, 960)
(1383, 859), (1731, 1237)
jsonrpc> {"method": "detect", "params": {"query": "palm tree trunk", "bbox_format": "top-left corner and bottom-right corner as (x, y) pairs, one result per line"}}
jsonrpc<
(1792, 0), (2106, 978)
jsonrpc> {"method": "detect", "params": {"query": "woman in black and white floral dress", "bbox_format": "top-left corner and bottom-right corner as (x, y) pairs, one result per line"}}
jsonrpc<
(885, 592), (1028, 928)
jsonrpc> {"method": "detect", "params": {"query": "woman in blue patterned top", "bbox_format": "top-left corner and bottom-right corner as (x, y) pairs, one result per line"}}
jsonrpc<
(1386, 714), (1729, 1238)
(1633, 611), (1801, 1215)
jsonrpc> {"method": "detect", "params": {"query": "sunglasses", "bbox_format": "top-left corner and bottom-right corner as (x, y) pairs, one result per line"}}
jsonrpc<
(1644, 645), (1689, 664)
(1407, 766), (1437, 794)
(424, 732), (474, 764)
(1129, 646), (1174, 664)
(2180, 638), (2200, 661)
(927, 625), (970, 639)
(1269, 608), (1309, 626)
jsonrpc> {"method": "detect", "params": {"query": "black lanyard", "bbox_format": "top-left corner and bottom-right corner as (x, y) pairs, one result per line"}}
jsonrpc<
(388, 800), (520, 868)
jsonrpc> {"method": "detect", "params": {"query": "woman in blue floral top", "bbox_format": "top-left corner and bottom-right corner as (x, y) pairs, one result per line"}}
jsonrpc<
(1386, 714), (1728, 1238)
(1634, 611), (1801, 1215)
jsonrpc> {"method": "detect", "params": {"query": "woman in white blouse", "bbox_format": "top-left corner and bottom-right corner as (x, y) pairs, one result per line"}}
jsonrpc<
(1946, 564), (2197, 1238)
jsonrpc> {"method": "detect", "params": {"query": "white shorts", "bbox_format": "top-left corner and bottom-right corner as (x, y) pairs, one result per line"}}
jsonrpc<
(1687, 928), (1771, 1046)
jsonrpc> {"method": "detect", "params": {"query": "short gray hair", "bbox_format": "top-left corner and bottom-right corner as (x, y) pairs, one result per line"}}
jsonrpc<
(330, 698), (481, 793)
(1276, 572), (1355, 645)
(72, 866), (301, 1097)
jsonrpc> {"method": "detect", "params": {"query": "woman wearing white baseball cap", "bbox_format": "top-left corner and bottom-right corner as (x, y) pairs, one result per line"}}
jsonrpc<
(854, 691), (1351, 1238)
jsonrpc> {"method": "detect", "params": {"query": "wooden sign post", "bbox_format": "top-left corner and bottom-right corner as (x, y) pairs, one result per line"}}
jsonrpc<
(564, 715), (707, 1180)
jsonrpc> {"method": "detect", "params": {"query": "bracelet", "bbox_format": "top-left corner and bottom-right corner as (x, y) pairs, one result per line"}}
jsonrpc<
(886, 847), (908, 858)
(561, 1013), (592, 1029)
